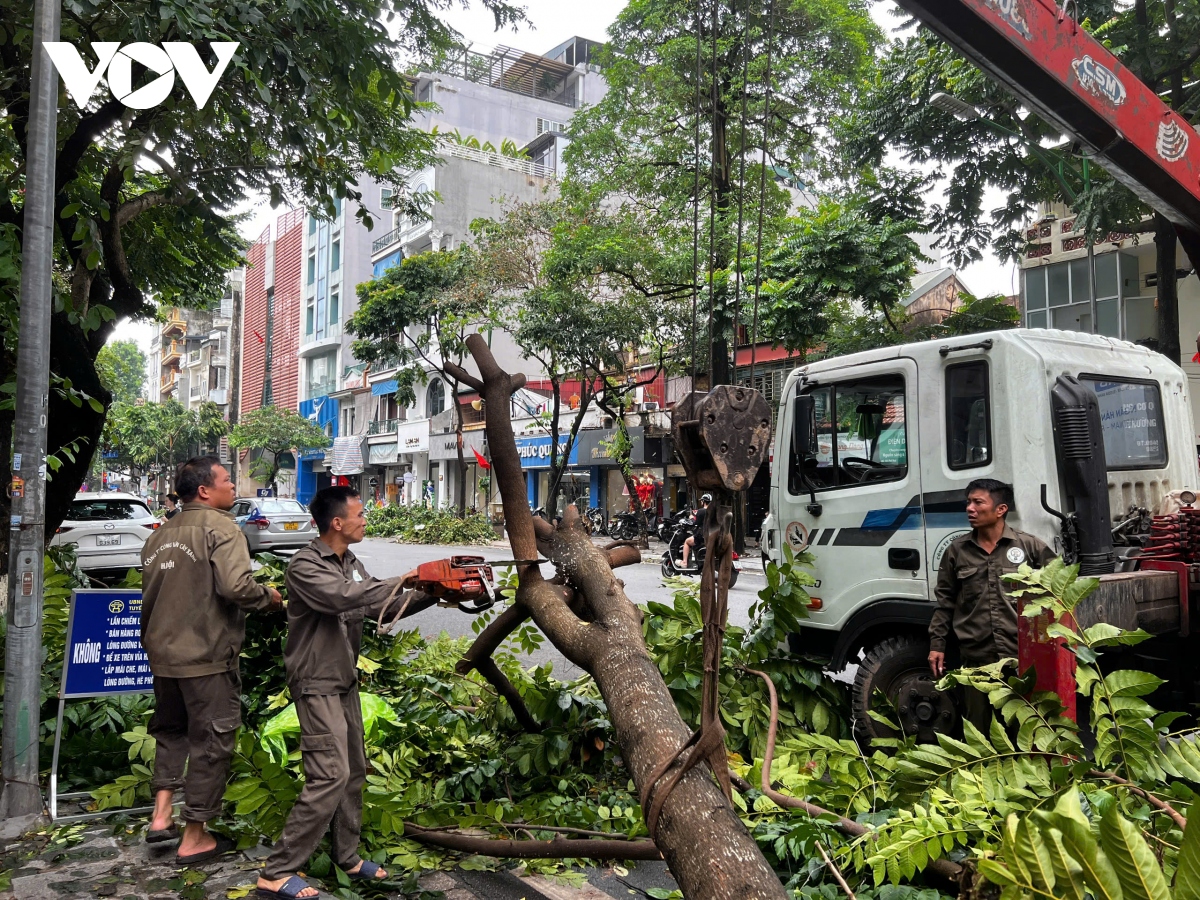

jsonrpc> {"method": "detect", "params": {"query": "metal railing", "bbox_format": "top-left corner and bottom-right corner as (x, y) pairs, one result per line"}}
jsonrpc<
(442, 142), (553, 178)
(308, 378), (336, 398)
(372, 227), (401, 254)
(416, 45), (578, 108)
(368, 418), (400, 435)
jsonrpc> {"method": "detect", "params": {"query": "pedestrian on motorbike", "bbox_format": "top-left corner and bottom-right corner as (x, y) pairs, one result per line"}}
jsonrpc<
(679, 494), (711, 568)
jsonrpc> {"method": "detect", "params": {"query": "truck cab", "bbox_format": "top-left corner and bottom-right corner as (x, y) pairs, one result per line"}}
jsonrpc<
(760, 328), (1197, 741)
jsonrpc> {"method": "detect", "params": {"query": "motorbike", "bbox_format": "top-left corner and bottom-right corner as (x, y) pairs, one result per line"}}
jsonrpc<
(656, 509), (688, 543)
(660, 521), (741, 587)
(611, 509), (657, 541)
(585, 507), (609, 536)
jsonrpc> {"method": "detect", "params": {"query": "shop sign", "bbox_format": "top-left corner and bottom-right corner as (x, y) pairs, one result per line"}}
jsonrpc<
(514, 434), (580, 469)
(576, 426), (646, 466)
(395, 419), (430, 454)
(429, 429), (486, 461)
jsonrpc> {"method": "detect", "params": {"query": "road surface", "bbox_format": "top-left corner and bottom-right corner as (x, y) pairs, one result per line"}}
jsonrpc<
(351, 536), (766, 680)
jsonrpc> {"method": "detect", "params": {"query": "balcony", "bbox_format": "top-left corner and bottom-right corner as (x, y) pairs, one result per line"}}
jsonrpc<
(443, 141), (552, 178)
(372, 227), (401, 255)
(160, 339), (182, 368)
(190, 382), (203, 398)
(160, 372), (177, 395)
(368, 418), (399, 435)
(162, 311), (186, 337)
(416, 44), (578, 108)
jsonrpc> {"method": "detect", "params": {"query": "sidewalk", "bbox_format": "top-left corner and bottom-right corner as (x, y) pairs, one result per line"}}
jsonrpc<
(0, 818), (677, 900)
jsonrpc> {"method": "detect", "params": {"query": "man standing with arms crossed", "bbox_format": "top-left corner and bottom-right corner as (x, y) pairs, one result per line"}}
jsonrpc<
(141, 456), (282, 863)
(928, 479), (1056, 731)
(257, 486), (436, 900)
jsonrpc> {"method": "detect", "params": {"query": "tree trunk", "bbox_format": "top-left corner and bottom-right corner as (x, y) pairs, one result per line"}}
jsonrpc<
(1155, 212), (1181, 364)
(45, 311), (111, 536)
(0, 404), (12, 577)
(448, 335), (787, 900)
(453, 392), (468, 516)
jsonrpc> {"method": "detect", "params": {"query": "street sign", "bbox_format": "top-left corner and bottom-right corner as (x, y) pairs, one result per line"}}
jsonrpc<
(52, 589), (153, 822)
(61, 590), (151, 698)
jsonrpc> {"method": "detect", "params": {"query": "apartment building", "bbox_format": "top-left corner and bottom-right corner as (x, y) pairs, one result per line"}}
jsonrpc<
(357, 36), (607, 509)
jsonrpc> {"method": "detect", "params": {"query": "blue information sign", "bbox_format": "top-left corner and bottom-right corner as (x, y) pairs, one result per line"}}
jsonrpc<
(61, 590), (153, 698)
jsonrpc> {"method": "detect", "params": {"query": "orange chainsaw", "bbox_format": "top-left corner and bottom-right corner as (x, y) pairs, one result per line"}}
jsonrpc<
(402, 555), (543, 613)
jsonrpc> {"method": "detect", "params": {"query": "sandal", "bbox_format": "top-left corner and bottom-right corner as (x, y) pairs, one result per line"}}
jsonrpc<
(146, 822), (180, 844)
(174, 834), (237, 866)
(346, 860), (387, 881)
(256, 875), (322, 899)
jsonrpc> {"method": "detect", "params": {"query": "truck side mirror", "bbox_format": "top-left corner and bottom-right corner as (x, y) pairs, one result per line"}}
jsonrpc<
(793, 394), (816, 459)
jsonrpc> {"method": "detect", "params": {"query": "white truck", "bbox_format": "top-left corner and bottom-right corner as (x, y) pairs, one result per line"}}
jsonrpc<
(759, 328), (1198, 741)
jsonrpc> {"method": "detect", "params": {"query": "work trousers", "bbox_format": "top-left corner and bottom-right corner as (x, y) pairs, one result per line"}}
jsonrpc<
(262, 688), (367, 879)
(149, 670), (242, 823)
(959, 654), (999, 735)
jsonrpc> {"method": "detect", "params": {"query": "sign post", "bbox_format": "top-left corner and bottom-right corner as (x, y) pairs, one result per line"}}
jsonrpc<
(51, 590), (154, 821)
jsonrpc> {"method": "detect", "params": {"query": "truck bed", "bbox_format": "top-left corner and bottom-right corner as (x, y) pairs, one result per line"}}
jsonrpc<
(1073, 570), (1184, 635)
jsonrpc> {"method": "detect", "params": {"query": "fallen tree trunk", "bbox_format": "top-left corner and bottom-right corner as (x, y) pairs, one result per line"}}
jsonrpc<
(446, 335), (788, 900)
(404, 823), (663, 860)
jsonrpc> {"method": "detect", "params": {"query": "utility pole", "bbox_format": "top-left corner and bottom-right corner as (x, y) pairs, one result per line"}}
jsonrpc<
(2, 0), (61, 820)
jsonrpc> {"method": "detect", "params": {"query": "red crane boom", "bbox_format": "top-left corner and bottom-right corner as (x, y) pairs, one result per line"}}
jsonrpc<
(896, 0), (1200, 261)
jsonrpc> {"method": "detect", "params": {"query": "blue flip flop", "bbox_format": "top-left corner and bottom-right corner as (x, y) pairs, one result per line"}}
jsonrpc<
(346, 860), (385, 881)
(256, 875), (321, 899)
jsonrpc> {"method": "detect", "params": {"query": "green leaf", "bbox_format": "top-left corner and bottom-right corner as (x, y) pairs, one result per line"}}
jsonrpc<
(1176, 809), (1200, 900)
(1098, 806), (1169, 900)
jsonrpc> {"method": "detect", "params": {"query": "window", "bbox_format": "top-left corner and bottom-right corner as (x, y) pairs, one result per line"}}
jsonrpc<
(946, 362), (991, 469)
(305, 302), (314, 336)
(427, 379), (446, 417)
(308, 215), (316, 235)
(255, 499), (307, 514)
(381, 187), (394, 209)
(307, 254), (315, 285)
(67, 499), (154, 521)
(329, 291), (339, 326)
(1080, 376), (1168, 469)
(331, 240), (341, 272)
(789, 375), (908, 493)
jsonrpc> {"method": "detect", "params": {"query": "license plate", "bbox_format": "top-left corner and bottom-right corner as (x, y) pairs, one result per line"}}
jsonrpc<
(283, 522), (299, 531)
(96, 534), (121, 547)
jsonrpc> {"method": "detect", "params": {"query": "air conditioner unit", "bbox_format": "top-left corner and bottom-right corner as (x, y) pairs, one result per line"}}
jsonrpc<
(640, 401), (660, 412)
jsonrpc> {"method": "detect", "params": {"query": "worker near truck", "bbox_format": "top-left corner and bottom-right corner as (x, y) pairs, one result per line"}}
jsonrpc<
(257, 486), (437, 900)
(141, 456), (283, 864)
(927, 479), (1056, 730)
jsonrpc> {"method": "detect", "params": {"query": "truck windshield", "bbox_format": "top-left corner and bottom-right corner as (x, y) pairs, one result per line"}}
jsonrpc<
(791, 375), (908, 492)
(1080, 377), (1167, 469)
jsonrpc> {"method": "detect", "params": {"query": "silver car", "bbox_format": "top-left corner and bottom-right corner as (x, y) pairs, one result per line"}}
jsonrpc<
(231, 497), (315, 554)
(51, 492), (160, 577)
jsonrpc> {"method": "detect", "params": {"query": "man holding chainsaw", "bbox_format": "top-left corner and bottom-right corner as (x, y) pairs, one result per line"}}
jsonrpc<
(258, 486), (438, 899)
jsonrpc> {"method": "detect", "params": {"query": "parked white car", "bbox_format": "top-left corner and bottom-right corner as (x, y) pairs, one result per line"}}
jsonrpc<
(51, 492), (160, 578)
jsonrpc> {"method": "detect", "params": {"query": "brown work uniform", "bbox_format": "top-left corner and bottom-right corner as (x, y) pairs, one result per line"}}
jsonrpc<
(929, 524), (1056, 729)
(140, 502), (272, 823)
(263, 537), (429, 880)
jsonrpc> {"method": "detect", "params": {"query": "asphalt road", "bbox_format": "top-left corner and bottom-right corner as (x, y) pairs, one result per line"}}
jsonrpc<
(351, 535), (766, 680)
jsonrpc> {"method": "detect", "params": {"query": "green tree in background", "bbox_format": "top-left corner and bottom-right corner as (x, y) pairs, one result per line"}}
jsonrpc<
(564, 0), (881, 381)
(104, 400), (228, 497)
(229, 407), (331, 495)
(95, 340), (147, 406)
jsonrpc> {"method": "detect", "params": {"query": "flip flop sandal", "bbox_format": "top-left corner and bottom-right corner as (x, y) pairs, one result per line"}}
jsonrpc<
(345, 860), (387, 881)
(256, 875), (322, 899)
(145, 823), (180, 844)
(174, 834), (238, 866)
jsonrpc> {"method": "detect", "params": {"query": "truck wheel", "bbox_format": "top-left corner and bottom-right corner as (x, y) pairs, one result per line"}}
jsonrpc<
(853, 635), (959, 746)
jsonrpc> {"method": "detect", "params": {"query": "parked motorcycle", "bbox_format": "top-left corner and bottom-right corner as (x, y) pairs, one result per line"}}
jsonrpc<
(660, 521), (741, 587)
(585, 507), (608, 536)
(611, 509), (658, 541)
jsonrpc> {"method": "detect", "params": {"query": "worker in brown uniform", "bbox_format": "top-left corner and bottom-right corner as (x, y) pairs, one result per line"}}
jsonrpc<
(141, 456), (282, 864)
(927, 478), (1056, 731)
(257, 486), (437, 900)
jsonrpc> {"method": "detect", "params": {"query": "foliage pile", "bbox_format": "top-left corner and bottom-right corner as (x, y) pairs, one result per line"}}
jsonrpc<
(364, 504), (497, 545)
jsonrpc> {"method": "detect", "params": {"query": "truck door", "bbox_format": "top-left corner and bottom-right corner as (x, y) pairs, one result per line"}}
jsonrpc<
(785, 358), (927, 627)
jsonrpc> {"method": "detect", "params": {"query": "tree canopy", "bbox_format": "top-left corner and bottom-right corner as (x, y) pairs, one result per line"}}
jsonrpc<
(95, 339), (147, 406)
(229, 406), (331, 491)
(103, 399), (227, 492)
